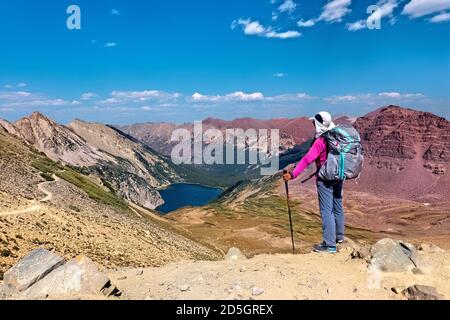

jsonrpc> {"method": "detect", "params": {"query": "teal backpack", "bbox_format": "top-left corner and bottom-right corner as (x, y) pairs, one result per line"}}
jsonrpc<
(318, 125), (364, 181)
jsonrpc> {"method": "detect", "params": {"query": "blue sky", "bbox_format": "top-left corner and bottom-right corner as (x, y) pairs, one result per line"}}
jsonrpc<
(0, 0), (449, 124)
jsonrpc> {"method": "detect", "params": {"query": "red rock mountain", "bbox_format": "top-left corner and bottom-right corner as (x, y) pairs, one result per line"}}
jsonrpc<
(349, 105), (450, 201)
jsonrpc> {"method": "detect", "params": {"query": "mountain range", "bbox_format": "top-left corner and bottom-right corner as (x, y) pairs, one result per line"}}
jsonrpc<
(1, 105), (449, 205)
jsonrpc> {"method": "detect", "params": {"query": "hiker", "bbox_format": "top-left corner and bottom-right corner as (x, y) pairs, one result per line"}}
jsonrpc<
(283, 111), (362, 253)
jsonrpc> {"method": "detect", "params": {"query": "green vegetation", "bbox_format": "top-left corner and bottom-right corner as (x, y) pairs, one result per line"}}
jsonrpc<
(40, 172), (55, 182)
(31, 157), (129, 212)
(31, 157), (62, 174)
(56, 168), (129, 211)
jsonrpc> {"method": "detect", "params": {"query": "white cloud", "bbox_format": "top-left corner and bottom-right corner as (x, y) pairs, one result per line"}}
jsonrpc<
(325, 92), (426, 104)
(346, 20), (366, 31)
(325, 95), (358, 104)
(378, 92), (425, 98)
(297, 19), (316, 27)
(402, 0), (450, 18)
(0, 91), (32, 99)
(269, 93), (315, 101)
(0, 90), (80, 109)
(266, 30), (302, 39)
(98, 90), (181, 105)
(379, 92), (402, 98)
(191, 91), (314, 103)
(272, 12), (279, 21)
(2, 99), (76, 108)
(192, 92), (216, 102)
(369, 0), (399, 21)
(346, 1), (397, 32)
(318, 0), (352, 23)
(192, 91), (265, 102)
(227, 91), (265, 101)
(232, 18), (301, 39)
(98, 97), (121, 105)
(111, 9), (120, 16)
(273, 73), (285, 78)
(104, 42), (117, 47)
(81, 93), (98, 100)
(278, 0), (297, 14)
(4, 83), (27, 89)
(430, 11), (450, 23)
(112, 90), (180, 100)
(298, 0), (352, 27)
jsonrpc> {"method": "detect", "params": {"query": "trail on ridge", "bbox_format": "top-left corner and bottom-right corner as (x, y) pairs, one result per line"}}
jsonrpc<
(0, 175), (59, 216)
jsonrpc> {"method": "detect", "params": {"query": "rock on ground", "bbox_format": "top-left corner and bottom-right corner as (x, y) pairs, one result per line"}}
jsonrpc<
(19, 256), (110, 299)
(252, 287), (264, 296)
(369, 239), (432, 274)
(3, 249), (65, 291)
(403, 285), (445, 300)
(0, 249), (118, 300)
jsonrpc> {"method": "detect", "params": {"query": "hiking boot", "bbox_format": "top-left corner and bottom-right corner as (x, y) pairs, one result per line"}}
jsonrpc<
(313, 243), (337, 254)
(337, 239), (345, 245)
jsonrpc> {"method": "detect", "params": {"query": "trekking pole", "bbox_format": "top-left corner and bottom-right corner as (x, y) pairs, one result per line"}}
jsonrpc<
(283, 170), (296, 254)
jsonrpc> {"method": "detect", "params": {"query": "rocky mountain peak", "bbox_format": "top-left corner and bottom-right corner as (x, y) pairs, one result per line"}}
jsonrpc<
(355, 105), (449, 162)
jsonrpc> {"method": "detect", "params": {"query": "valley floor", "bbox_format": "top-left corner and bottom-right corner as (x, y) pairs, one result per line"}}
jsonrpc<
(109, 248), (450, 300)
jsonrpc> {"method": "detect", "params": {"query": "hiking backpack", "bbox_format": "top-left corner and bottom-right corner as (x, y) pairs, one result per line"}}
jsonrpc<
(318, 125), (364, 181)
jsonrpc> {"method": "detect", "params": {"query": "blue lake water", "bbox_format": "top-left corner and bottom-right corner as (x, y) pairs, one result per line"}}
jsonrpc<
(156, 183), (222, 214)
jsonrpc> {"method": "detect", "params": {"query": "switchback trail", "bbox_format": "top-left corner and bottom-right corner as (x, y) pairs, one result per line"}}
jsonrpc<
(0, 175), (59, 216)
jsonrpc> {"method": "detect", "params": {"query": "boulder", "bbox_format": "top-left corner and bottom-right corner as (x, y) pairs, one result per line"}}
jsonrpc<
(370, 239), (434, 274)
(402, 285), (445, 300)
(370, 239), (415, 272)
(225, 248), (247, 261)
(19, 256), (110, 299)
(3, 249), (65, 291)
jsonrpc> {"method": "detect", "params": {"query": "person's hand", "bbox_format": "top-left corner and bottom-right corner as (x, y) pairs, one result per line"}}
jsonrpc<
(283, 171), (293, 181)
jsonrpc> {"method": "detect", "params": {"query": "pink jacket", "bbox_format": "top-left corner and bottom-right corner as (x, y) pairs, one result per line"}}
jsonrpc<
(292, 137), (328, 179)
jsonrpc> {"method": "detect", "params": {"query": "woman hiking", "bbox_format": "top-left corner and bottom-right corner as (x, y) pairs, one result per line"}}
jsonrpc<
(283, 111), (345, 254)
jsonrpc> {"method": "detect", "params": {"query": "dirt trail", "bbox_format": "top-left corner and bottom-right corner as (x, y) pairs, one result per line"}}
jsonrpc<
(0, 175), (58, 216)
(109, 248), (450, 300)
